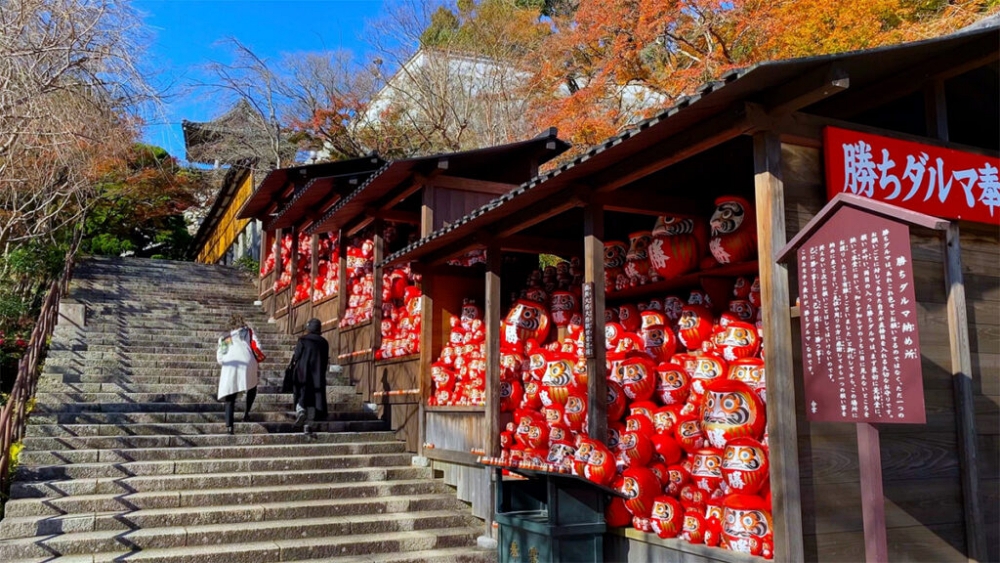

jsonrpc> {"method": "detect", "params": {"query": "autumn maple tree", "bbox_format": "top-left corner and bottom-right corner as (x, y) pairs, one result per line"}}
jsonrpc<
(525, 0), (998, 149)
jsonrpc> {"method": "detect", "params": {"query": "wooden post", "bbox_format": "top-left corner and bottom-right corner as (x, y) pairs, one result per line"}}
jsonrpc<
(309, 234), (319, 307)
(288, 227), (299, 334)
(483, 242), (503, 541)
(583, 202), (607, 443)
(942, 223), (986, 562)
(856, 423), (889, 563)
(421, 185), (436, 237)
(336, 232), (348, 373)
(417, 263), (433, 459)
(753, 131), (804, 562)
(372, 219), (385, 358)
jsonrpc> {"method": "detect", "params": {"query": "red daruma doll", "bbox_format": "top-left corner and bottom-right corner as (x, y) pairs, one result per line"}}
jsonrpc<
(650, 496), (685, 539)
(708, 196), (758, 266)
(701, 379), (766, 449)
(722, 437), (770, 495)
(722, 494), (774, 558)
(501, 300), (551, 351)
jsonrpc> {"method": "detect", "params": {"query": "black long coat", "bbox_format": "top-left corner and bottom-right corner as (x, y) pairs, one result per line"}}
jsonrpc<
(291, 333), (329, 420)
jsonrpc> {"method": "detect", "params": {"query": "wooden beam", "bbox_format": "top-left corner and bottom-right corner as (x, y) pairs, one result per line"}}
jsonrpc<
(500, 235), (582, 258)
(583, 202), (607, 444)
(753, 131), (804, 563)
(942, 223), (986, 562)
(365, 208), (421, 224)
(758, 110), (1000, 159)
(421, 186), (435, 238)
(417, 268), (434, 459)
(818, 35), (998, 118)
(491, 191), (586, 239)
(346, 216), (374, 238)
(591, 104), (750, 193)
(924, 79), (949, 143)
(759, 64), (849, 116)
(429, 175), (518, 195)
(592, 191), (702, 217)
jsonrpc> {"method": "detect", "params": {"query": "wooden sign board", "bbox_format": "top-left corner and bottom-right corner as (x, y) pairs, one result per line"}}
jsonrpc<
(582, 282), (595, 358)
(796, 205), (926, 424)
(824, 126), (1000, 225)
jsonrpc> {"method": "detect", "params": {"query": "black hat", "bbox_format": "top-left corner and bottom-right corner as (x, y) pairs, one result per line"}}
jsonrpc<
(306, 318), (322, 334)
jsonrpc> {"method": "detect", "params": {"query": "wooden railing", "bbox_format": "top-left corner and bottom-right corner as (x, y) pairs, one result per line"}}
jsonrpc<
(0, 238), (80, 499)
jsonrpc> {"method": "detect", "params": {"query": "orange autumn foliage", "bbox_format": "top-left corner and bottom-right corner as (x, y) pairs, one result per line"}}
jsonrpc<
(527, 0), (998, 151)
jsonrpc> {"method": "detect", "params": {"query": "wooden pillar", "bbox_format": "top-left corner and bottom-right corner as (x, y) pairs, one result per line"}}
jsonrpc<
(483, 242), (503, 539)
(309, 234), (319, 306)
(421, 185), (436, 237)
(583, 202), (607, 443)
(372, 219), (386, 359)
(335, 231), (348, 370)
(753, 131), (804, 562)
(416, 263), (434, 458)
(288, 227), (299, 334)
(943, 224), (986, 562)
(269, 228), (283, 319)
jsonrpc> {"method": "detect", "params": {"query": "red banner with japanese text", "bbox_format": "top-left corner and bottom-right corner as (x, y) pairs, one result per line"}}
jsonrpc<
(824, 126), (1000, 225)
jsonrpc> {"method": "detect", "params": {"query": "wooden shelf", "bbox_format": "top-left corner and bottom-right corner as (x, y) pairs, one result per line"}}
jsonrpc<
(426, 405), (485, 413)
(606, 260), (759, 303)
(610, 528), (766, 562)
(424, 448), (480, 466)
(375, 354), (420, 366)
(311, 293), (338, 306)
(339, 320), (372, 332)
(502, 466), (626, 498)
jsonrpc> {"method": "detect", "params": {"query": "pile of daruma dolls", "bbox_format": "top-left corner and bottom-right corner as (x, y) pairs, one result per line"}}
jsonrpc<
(339, 234), (375, 328)
(292, 233), (313, 304)
(312, 234), (340, 302)
(450, 200), (773, 558)
(427, 298), (488, 406)
(376, 265), (423, 360)
(478, 274), (773, 558)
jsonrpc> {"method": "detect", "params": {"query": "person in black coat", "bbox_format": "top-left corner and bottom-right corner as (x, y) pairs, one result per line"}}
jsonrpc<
(290, 318), (329, 431)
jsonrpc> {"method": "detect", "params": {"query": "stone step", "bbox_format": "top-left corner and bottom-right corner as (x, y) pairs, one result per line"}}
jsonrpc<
(11, 465), (435, 500)
(22, 431), (398, 452)
(39, 375), (346, 387)
(34, 382), (316, 395)
(31, 400), (364, 416)
(24, 419), (383, 438)
(17, 452), (418, 481)
(42, 368), (302, 380)
(296, 546), (496, 563)
(5, 478), (451, 517)
(46, 352), (295, 364)
(17, 440), (407, 465)
(0, 493), (469, 540)
(33, 390), (359, 405)
(28, 410), (316, 426)
(0, 524), (482, 562)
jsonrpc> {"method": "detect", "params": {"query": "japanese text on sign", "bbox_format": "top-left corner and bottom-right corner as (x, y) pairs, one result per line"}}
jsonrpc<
(824, 126), (1000, 225)
(798, 206), (926, 424)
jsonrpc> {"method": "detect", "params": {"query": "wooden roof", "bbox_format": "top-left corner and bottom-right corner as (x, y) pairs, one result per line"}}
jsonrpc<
(382, 23), (999, 267)
(305, 128), (571, 235)
(237, 155), (384, 222)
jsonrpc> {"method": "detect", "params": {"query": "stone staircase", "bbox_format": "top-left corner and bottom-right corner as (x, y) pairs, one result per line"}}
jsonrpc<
(0, 257), (493, 563)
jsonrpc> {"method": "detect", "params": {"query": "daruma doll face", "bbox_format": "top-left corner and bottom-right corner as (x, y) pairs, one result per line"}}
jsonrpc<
(722, 437), (770, 495)
(701, 379), (765, 448)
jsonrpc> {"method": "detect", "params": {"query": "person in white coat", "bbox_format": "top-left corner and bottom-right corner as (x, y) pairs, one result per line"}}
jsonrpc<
(217, 314), (261, 434)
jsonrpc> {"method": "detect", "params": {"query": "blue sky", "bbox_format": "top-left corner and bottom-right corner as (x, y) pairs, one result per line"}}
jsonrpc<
(136, 0), (387, 161)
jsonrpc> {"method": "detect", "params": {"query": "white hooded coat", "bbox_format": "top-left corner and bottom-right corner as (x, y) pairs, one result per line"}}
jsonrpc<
(217, 327), (260, 399)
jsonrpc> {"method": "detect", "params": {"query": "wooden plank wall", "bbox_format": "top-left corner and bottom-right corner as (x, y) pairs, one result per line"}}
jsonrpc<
(432, 188), (496, 231)
(956, 222), (999, 563)
(426, 411), (490, 519)
(374, 359), (421, 452)
(781, 143), (976, 562)
(339, 322), (374, 396)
